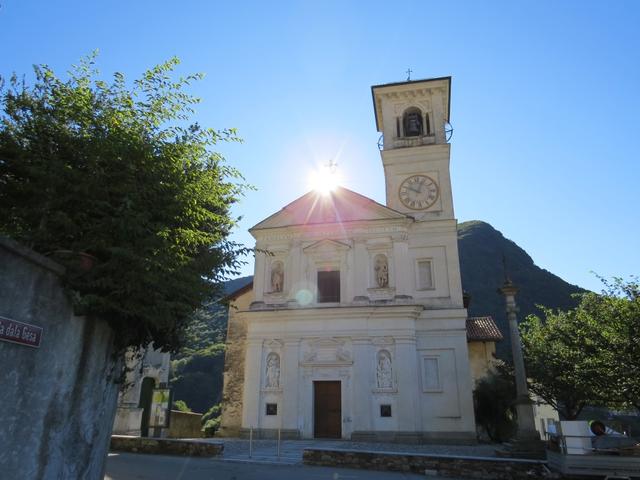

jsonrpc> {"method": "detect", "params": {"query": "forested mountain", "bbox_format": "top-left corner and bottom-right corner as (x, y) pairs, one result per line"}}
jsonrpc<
(170, 222), (586, 413)
(458, 221), (585, 359)
(169, 276), (252, 413)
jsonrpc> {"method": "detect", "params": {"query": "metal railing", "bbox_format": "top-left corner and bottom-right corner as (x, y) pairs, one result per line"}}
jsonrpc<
(247, 426), (283, 460)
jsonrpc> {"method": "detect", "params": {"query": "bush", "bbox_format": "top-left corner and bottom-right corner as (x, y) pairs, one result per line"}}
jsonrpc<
(201, 403), (222, 437)
(473, 368), (517, 442)
(173, 400), (191, 412)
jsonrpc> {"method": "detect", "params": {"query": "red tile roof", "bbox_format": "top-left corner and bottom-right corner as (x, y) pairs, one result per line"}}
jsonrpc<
(466, 316), (503, 342)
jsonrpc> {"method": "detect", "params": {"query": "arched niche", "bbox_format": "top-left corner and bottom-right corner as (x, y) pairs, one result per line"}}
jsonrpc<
(376, 350), (393, 389)
(270, 260), (284, 293)
(265, 352), (281, 388)
(373, 254), (389, 288)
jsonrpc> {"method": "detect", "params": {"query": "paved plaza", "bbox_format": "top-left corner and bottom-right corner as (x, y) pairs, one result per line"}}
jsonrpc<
(105, 452), (429, 480)
(198, 437), (497, 464)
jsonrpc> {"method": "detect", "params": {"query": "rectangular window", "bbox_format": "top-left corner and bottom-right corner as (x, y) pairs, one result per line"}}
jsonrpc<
(417, 260), (434, 290)
(317, 270), (340, 303)
(265, 403), (278, 416)
(422, 357), (441, 391)
(380, 404), (392, 417)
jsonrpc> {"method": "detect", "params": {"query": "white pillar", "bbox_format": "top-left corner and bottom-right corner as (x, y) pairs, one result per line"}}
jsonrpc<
(392, 239), (411, 295)
(242, 339), (263, 428)
(353, 240), (368, 298)
(351, 337), (373, 432)
(281, 338), (300, 432)
(394, 336), (420, 431)
(254, 250), (266, 302)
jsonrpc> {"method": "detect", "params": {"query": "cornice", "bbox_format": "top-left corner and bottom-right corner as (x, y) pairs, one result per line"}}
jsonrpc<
(253, 219), (413, 243)
(239, 304), (424, 322)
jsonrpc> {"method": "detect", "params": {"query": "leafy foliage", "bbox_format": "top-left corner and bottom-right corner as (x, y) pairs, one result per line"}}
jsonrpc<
(0, 54), (249, 350)
(473, 368), (517, 442)
(520, 277), (640, 419)
(172, 400), (192, 413)
(201, 403), (222, 437)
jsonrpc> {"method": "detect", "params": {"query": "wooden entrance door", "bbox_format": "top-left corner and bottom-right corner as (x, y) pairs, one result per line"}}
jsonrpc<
(314, 381), (341, 438)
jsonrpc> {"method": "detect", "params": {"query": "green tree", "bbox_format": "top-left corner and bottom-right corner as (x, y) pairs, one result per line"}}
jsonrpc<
(520, 277), (639, 419)
(0, 54), (249, 351)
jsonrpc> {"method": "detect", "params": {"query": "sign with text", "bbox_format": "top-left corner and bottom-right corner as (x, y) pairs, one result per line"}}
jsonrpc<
(149, 388), (172, 428)
(0, 316), (43, 348)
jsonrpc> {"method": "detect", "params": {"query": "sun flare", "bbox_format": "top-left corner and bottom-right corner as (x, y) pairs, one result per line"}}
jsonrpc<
(308, 165), (343, 195)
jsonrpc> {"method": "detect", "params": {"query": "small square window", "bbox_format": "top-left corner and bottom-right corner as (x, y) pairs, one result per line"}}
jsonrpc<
(380, 405), (392, 417)
(265, 403), (278, 416)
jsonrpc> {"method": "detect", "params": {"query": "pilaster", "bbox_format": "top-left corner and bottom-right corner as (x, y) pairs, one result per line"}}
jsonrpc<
(392, 239), (411, 295)
(281, 338), (301, 431)
(242, 339), (263, 428)
(351, 337), (373, 431)
(394, 336), (421, 431)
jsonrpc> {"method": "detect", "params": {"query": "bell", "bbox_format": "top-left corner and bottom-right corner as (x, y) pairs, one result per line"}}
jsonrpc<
(405, 113), (422, 136)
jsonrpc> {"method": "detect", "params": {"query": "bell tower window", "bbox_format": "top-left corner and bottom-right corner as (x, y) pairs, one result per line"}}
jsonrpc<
(403, 107), (423, 137)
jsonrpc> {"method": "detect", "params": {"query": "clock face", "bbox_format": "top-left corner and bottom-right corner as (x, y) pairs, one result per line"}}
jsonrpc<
(398, 175), (439, 210)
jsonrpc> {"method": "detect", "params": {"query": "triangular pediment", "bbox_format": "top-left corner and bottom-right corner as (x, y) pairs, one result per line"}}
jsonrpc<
(251, 187), (410, 231)
(303, 239), (350, 253)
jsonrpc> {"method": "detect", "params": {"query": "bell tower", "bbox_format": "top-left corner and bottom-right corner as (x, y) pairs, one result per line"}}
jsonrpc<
(371, 77), (454, 221)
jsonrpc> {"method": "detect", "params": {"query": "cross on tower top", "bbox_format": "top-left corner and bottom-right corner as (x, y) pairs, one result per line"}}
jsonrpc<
(406, 68), (413, 81)
(325, 158), (337, 174)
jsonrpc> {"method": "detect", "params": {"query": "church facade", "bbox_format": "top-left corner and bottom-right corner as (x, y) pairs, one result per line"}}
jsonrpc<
(220, 77), (490, 443)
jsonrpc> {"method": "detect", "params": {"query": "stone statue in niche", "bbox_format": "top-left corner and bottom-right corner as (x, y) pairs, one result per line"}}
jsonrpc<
(376, 350), (393, 389)
(270, 261), (284, 293)
(265, 353), (280, 388)
(374, 254), (389, 288)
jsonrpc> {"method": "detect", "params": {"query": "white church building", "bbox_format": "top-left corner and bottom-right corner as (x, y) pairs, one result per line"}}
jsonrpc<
(219, 77), (502, 443)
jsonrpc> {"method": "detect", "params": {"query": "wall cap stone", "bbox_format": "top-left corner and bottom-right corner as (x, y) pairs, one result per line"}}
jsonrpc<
(303, 447), (547, 465)
(0, 236), (65, 275)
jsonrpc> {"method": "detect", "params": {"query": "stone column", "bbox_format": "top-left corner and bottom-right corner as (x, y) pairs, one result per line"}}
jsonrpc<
(498, 280), (545, 458)
(241, 339), (263, 429)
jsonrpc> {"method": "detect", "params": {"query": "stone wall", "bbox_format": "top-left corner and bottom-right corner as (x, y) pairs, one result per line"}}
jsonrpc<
(302, 448), (549, 479)
(218, 289), (252, 436)
(0, 237), (121, 480)
(167, 410), (203, 438)
(110, 435), (222, 457)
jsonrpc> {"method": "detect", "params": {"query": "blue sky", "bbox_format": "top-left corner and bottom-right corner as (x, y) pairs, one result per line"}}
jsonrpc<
(1, 1), (638, 291)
